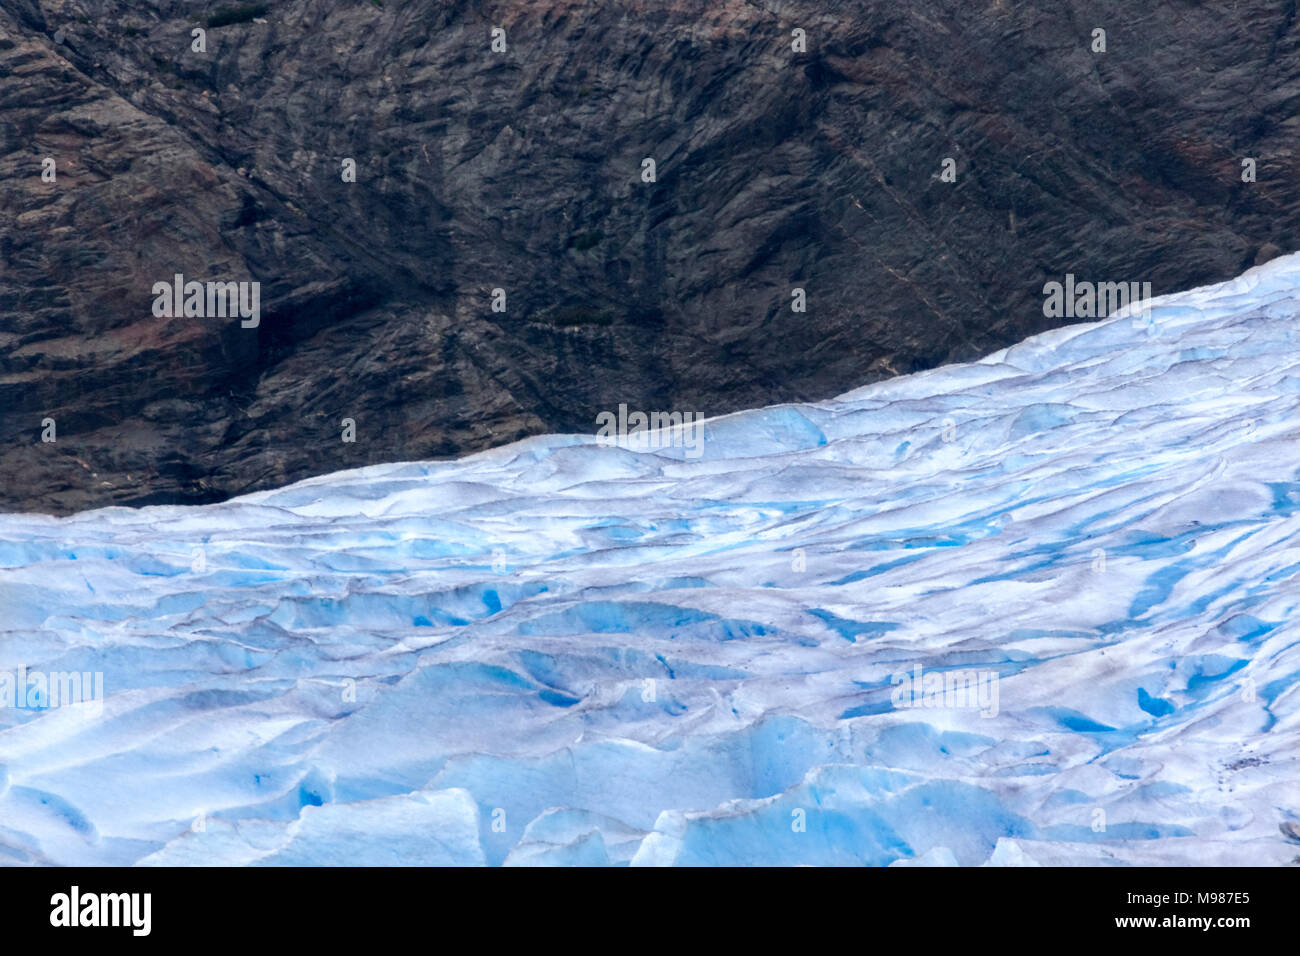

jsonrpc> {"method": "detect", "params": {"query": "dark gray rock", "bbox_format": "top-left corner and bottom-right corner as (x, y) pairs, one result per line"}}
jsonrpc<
(2, 0), (1297, 513)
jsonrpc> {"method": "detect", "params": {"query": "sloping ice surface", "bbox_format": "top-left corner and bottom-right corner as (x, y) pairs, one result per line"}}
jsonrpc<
(2, 255), (1300, 866)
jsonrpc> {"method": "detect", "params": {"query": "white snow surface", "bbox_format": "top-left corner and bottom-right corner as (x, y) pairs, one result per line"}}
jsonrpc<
(3, 255), (1300, 866)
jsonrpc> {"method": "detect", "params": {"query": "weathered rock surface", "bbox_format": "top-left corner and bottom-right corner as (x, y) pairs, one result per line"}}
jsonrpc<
(2, 0), (1297, 513)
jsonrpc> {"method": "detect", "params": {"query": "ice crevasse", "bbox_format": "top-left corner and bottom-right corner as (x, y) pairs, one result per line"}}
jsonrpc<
(2, 255), (1300, 866)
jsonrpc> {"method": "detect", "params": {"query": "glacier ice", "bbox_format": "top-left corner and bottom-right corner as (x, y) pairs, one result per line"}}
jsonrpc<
(3, 254), (1300, 866)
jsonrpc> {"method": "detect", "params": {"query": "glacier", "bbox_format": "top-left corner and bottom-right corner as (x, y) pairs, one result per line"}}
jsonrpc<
(2, 255), (1300, 867)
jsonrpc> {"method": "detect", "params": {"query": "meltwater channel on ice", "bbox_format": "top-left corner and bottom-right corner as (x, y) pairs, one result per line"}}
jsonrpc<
(1, 254), (1298, 867)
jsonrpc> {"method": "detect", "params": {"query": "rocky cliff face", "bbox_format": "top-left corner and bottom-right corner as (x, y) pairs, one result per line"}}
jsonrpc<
(2, 0), (1297, 514)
